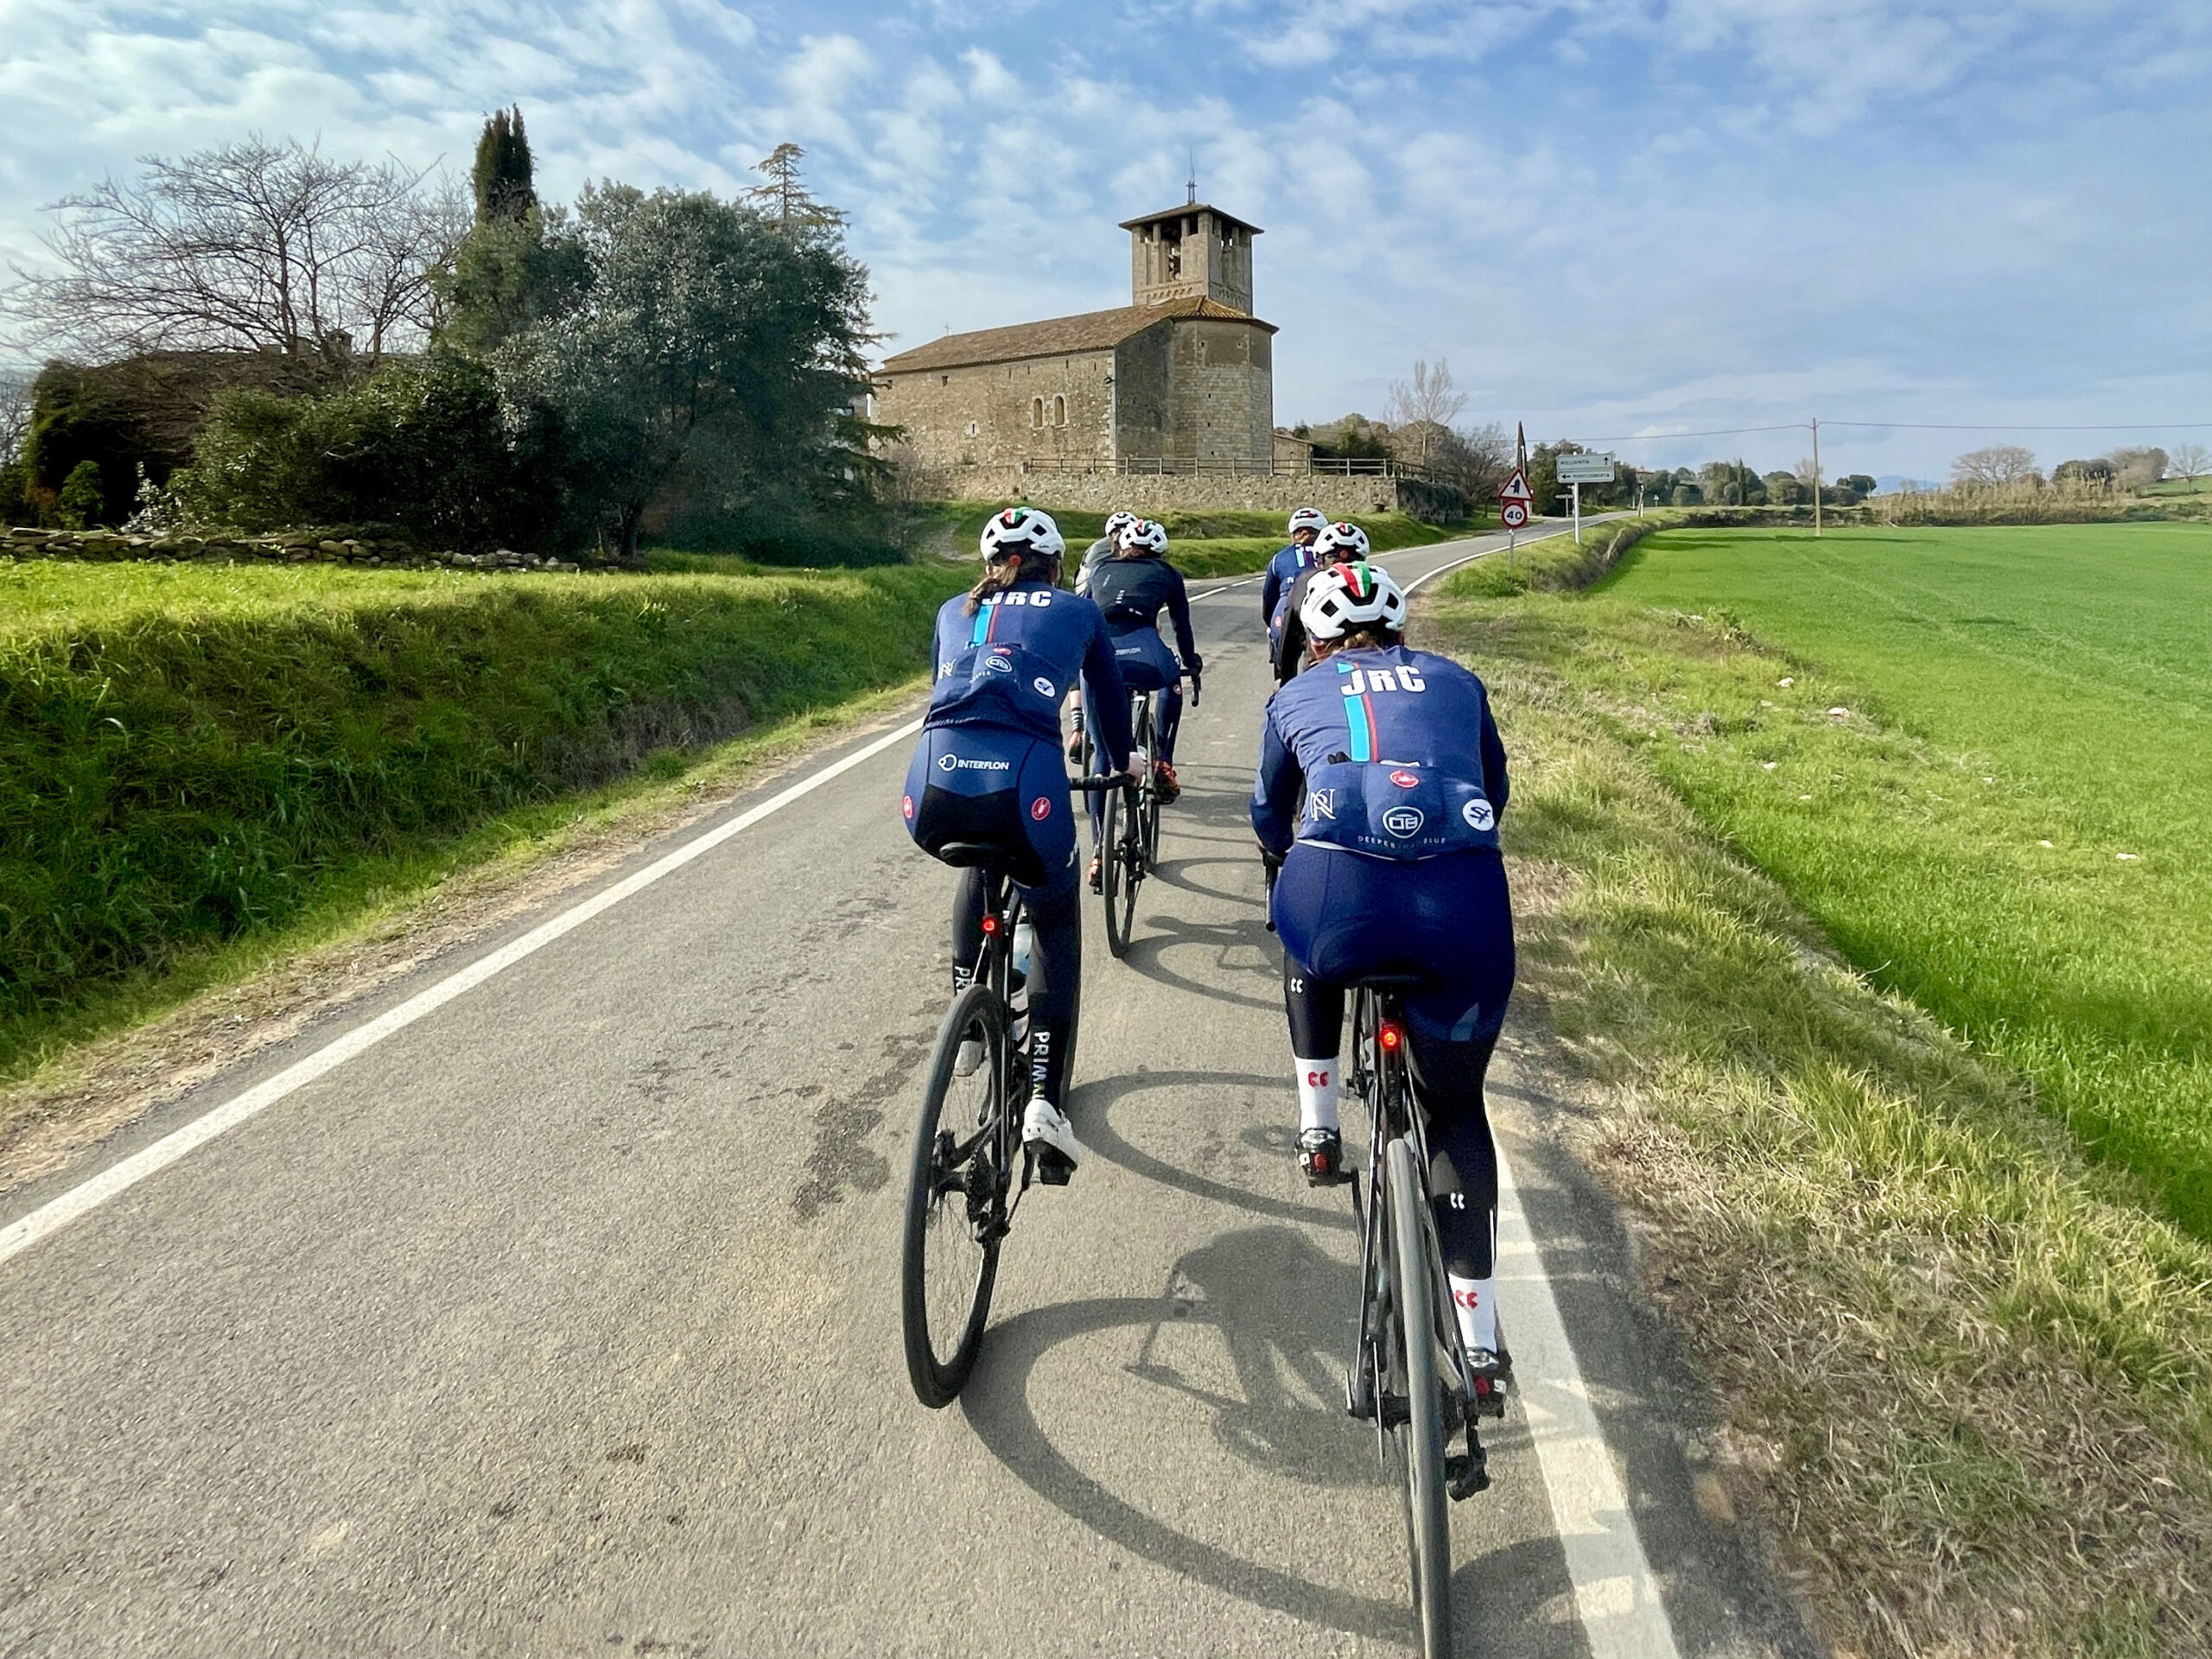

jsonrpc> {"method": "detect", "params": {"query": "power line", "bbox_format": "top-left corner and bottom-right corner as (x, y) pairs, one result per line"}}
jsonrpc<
(1571, 417), (2212, 444)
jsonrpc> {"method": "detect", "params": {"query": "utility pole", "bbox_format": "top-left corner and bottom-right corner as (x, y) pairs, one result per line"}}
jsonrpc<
(1812, 417), (1822, 537)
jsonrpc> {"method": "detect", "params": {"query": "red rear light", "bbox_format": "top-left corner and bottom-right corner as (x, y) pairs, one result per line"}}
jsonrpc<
(1380, 1021), (1404, 1052)
(981, 915), (1000, 935)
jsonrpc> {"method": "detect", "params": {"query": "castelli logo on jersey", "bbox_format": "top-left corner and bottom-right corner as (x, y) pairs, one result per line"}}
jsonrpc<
(1382, 805), (1426, 838)
(1031, 797), (1052, 821)
(902, 793), (914, 820)
(1389, 769), (1421, 788)
(1033, 677), (1056, 698)
(1463, 798), (1496, 831)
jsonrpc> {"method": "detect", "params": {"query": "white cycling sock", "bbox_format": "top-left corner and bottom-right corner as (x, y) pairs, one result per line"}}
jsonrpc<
(1447, 1274), (1499, 1356)
(1294, 1058), (1339, 1134)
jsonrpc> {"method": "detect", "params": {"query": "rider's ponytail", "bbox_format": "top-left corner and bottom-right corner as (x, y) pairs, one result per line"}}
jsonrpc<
(966, 549), (1058, 613)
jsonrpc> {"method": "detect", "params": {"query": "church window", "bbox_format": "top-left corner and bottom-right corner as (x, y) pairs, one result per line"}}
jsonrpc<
(1031, 397), (1045, 428)
(1053, 395), (1067, 426)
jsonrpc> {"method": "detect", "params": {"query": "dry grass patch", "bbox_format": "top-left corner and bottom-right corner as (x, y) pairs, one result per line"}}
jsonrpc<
(1427, 598), (2212, 1657)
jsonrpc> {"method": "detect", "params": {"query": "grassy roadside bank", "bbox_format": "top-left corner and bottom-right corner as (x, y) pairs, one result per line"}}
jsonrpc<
(1423, 543), (2212, 1656)
(0, 557), (964, 1080)
(908, 503), (1465, 577)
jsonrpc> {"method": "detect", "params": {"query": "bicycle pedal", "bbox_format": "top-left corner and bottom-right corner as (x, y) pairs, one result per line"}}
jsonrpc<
(1446, 1445), (1491, 1502)
(1345, 1368), (1376, 1421)
(1028, 1147), (1075, 1187)
(1376, 1391), (1410, 1430)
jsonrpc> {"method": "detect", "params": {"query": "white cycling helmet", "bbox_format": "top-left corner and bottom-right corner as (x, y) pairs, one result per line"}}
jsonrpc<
(978, 505), (1065, 562)
(1103, 510), (1141, 541)
(1313, 520), (1371, 562)
(1300, 560), (1408, 641)
(1287, 505), (1328, 536)
(1116, 518), (1168, 556)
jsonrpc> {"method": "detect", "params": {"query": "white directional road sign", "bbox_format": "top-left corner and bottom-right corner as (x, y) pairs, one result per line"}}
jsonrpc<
(1556, 453), (1617, 484)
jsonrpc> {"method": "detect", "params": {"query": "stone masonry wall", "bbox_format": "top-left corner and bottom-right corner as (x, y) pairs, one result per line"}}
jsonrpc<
(898, 467), (1408, 519)
(876, 350), (1116, 471)
(1169, 319), (1272, 464)
(0, 525), (580, 572)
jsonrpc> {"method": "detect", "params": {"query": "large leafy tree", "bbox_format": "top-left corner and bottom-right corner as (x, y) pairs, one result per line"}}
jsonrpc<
(498, 182), (875, 562)
(439, 107), (586, 356)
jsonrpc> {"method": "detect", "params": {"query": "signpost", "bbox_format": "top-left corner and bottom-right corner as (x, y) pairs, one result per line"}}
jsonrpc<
(1497, 430), (1535, 572)
(1555, 451), (1615, 543)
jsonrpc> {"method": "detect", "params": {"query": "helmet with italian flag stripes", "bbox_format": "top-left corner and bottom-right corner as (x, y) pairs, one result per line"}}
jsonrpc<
(1300, 559), (1408, 641)
(978, 505), (1065, 562)
(1312, 520), (1371, 562)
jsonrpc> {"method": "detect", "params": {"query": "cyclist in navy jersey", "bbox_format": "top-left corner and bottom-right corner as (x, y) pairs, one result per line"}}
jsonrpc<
(1272, 519), (1368, 684)
(1082, 518), (1200, 877)
(903, 507), (1133, 1179)
(1252, 560), (1516, 1380)
(1259, 505), (1329, 655)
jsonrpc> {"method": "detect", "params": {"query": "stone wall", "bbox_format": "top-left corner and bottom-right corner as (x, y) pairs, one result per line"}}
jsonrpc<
(899, 467), (1410, 519)
(1169, 319), (1273, 466)
(0, 525), (580, 572)
(876, 349), (1116, 471)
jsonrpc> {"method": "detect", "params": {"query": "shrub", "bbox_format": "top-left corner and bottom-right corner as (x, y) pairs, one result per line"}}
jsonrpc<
(55, 459), (105, 528)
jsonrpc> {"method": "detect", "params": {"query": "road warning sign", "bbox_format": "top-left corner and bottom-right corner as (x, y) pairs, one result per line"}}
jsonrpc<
(1498, 468), (1533, 505)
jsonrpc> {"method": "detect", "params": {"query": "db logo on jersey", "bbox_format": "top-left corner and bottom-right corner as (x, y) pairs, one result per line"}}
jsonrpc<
(1452, 1287), (1483, 1310)
(983, 652), (1013, 673)
(1462, 799), (1496, 831)
(1030, 797), (1052, 821)
(1389, 769), (1421, 789)
(902, 793), (914, 820)
(1382, 805), (1426, 838)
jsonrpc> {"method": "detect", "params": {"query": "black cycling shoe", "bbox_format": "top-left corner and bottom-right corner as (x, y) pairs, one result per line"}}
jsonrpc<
(1446, 1433), (1491, 1500)
(1298, 1126), (1352, 1186)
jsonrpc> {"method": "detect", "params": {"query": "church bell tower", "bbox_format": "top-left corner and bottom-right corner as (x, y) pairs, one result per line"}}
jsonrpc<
(1120, 200), (1262, 314)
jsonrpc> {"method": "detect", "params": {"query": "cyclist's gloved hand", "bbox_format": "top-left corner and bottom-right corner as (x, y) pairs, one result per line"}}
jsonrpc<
(1184, 652), (1203, 677)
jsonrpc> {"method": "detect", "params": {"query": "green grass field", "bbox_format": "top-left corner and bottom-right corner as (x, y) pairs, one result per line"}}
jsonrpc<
(1529, 523), (2212, 1233)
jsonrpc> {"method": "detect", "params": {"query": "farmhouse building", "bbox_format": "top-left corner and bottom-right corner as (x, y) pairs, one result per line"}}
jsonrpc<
(875, 201), (1276, 476)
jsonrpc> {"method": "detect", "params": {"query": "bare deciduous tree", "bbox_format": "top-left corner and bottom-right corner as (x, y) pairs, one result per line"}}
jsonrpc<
(2107, 445), (2167, 490)
(0, 369), (31, 465)
(1950, 444), (2040, 488)
(2170, 442), (2211, 481)
(1383, 359), (1468, 470)
(4, 137), (467, 370)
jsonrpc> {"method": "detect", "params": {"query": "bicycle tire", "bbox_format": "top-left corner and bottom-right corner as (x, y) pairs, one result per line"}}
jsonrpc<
(1102, 785), (1136, 958)
(1386, 1135), (1454, 1655)
(900, 983), (1012, 1408)
(1134, 697), (1163, 871)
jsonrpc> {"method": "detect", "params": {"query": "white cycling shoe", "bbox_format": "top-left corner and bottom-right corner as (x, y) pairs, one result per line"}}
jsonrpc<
(1021, 1097), (1084, 1183)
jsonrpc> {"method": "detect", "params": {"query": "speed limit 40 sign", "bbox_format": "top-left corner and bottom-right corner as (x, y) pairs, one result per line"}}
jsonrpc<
(1500, 501), (1529, 529)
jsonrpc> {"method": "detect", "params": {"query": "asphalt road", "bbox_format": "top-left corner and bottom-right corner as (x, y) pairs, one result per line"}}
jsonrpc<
(0, 522), (1813, 1657)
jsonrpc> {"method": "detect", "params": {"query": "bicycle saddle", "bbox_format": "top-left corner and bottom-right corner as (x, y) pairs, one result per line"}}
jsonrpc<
(1351, 972), (1427, 992)
(932, 841), (1001, 868)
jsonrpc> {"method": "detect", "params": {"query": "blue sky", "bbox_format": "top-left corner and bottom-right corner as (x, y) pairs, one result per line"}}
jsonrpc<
(2, 0), (2207, 479)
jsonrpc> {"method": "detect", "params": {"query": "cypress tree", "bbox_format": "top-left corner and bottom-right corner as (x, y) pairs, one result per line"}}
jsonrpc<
(472, 107), (536, 226)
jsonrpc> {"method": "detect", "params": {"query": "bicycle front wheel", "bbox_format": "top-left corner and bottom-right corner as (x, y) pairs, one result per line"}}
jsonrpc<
(1385, 1135), (1454, 1655)
(901, 983), (1012, 1408)
(1101, 785), (1136, 958)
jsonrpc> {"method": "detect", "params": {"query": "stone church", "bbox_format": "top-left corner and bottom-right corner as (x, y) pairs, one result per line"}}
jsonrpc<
(874, 200), (1276, 478)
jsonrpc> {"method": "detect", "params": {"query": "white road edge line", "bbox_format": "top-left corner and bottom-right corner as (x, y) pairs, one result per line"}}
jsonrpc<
(1494, 1082), (1683, 1656)
(0, 716), (928, 1272)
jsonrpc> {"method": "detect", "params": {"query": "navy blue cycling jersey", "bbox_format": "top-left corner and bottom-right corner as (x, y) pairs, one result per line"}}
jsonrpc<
(1260, 542), (1319, 632)
(1084, 555), (1197, 662)
(1252, 644), (1509, 860)
(926, 578), (1132, 766)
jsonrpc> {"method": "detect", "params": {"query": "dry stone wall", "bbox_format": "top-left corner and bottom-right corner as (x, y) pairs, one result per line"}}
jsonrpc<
(0, 526), (582, 572)
(901, 467), (1410, 519)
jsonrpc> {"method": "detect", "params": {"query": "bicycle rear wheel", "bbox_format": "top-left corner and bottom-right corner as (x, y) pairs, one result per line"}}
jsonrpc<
(1101, 785), (1137, 958)
(900, 983), (1012, 1408)
(1385, 1135), (1454, 1656)
(1134, 700), (1163, 871)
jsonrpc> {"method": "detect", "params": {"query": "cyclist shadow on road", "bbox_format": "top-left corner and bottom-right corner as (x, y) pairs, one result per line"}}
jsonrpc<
(959, 1226), (1575, 1649)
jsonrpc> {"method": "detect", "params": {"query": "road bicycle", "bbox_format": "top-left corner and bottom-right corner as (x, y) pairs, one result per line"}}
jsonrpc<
(1090, 671), (1198, 959)
(899, 775), (1132, 1409)
(1343, 979), (1499, 1658)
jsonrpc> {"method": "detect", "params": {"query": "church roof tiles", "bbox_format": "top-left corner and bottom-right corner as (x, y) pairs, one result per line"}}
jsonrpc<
(880, 295), (1274, 375)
